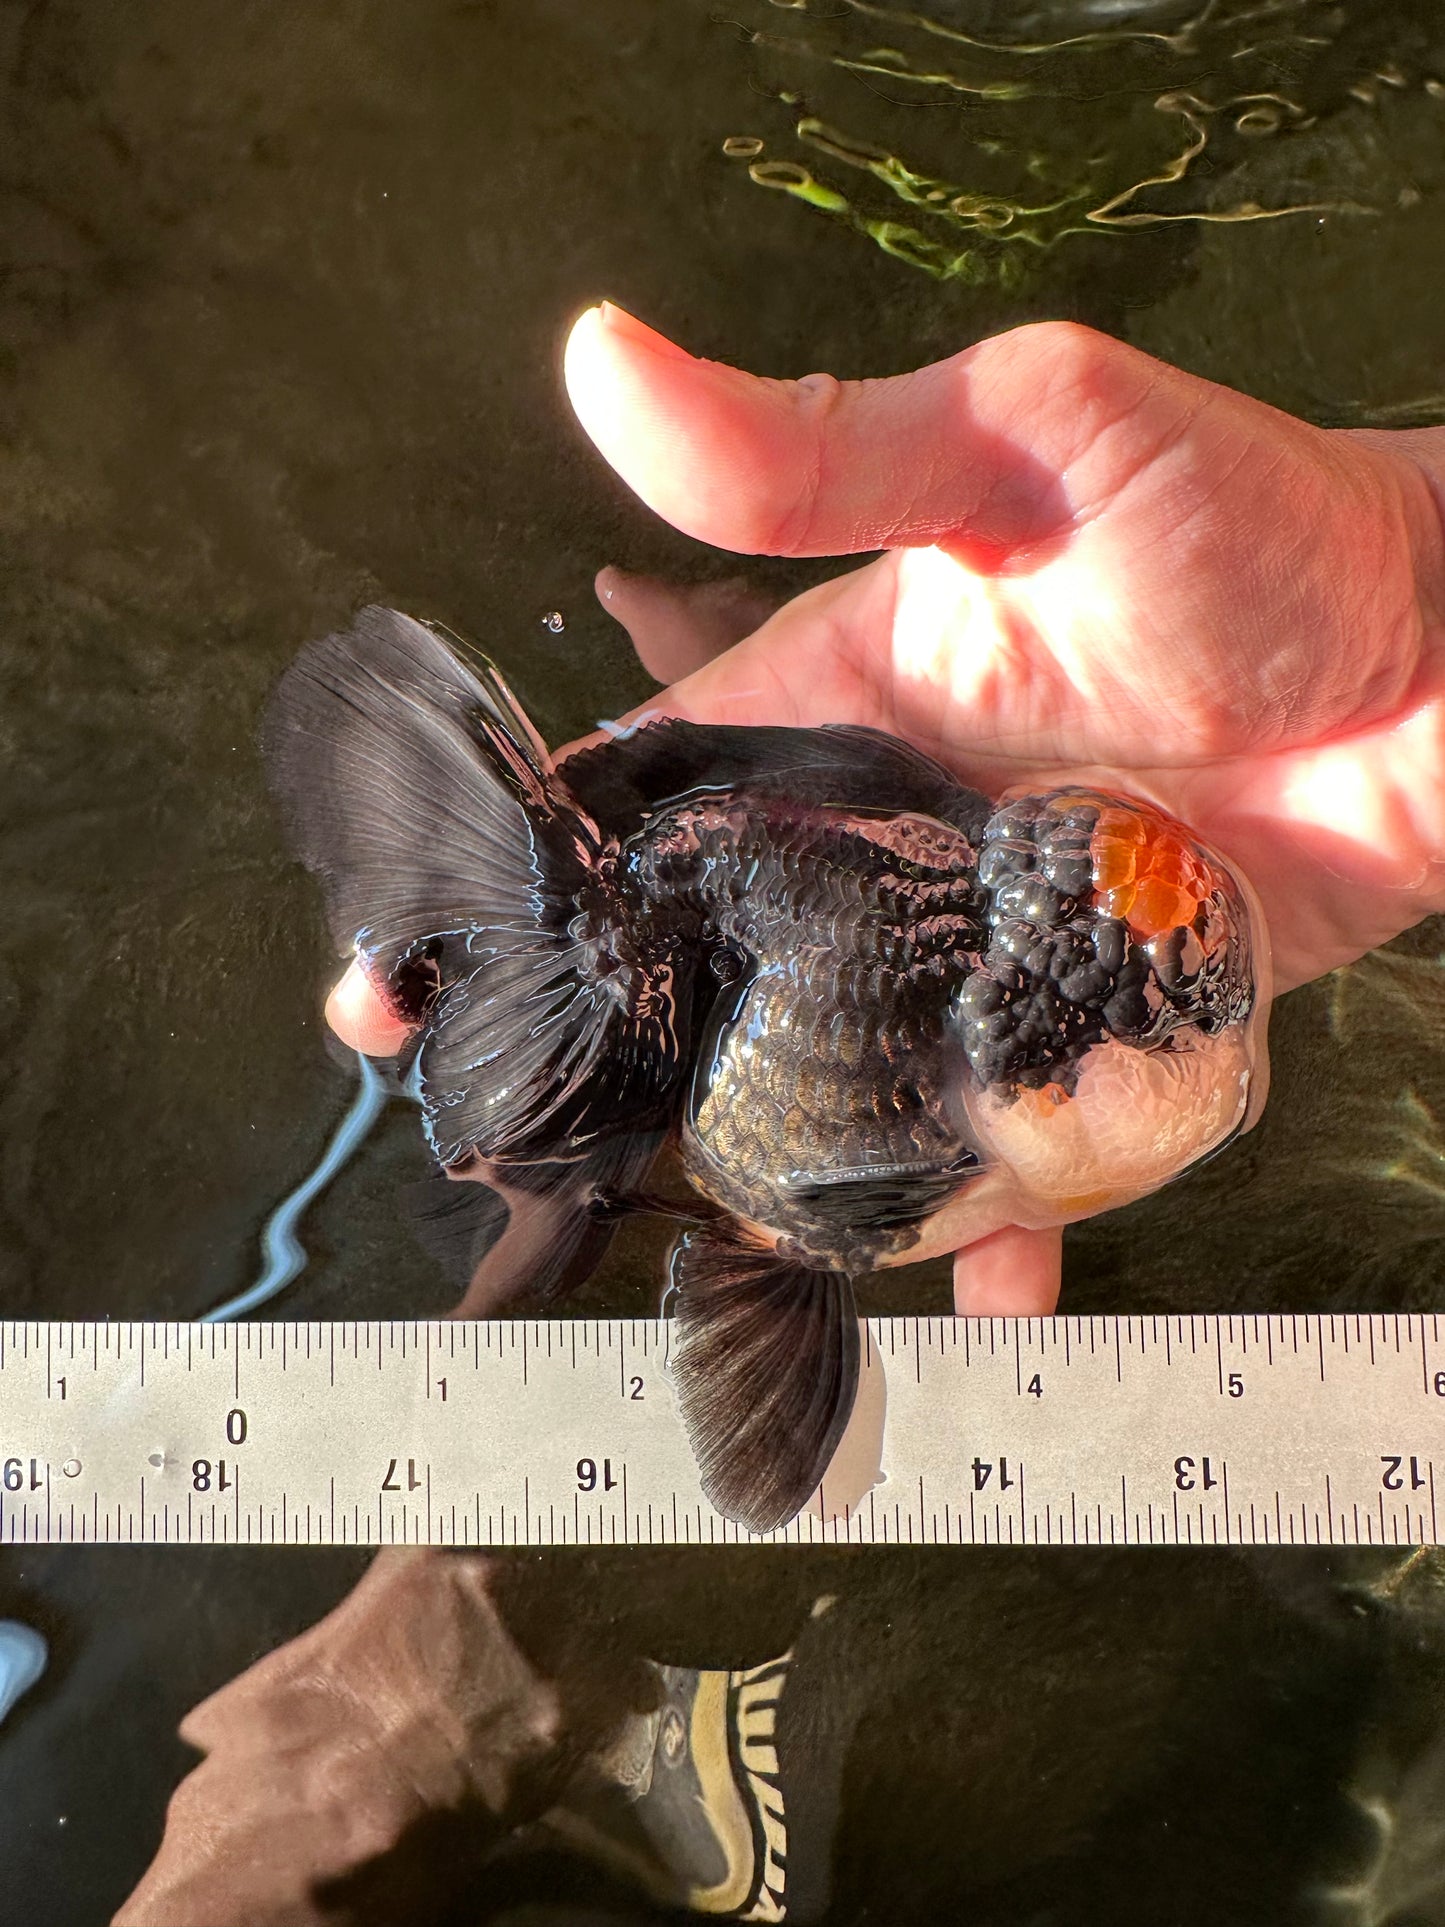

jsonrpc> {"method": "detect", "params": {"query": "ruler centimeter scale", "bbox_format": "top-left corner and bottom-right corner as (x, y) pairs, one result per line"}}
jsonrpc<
(0, 1316), (1442, 1549)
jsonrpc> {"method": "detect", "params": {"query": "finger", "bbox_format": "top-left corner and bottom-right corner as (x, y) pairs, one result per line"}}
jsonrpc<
(586, 554), (1041, 808)
(554, 561), (889, 769)
(952, 1225), (1063, 1317)
(595, 565), (781, 683)
(564, 302), (1189, 565)
(623, 557), (900, 732)
(324, 958), (415, 1058)
(563, 554), (1019, 797)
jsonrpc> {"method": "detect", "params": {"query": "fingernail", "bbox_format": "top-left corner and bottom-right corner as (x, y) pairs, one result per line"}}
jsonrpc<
(597, 301), (693, 363)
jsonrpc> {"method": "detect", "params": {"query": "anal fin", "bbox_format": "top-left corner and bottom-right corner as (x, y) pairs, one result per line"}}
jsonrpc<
(668, 1232), (860, 1534)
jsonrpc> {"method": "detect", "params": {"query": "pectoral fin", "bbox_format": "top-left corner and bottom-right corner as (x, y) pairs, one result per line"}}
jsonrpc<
(668, 1233), (860, 1534)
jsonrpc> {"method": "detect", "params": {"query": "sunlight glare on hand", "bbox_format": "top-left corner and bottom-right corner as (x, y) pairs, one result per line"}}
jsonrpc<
(1281, 705), (1445, 893)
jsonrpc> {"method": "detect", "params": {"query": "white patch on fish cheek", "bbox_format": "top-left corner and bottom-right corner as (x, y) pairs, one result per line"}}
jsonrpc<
(962, 1027), (1258, 1216)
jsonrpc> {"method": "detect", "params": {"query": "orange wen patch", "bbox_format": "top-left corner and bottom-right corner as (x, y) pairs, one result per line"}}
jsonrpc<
(1089, 805), (1214, 942)
(1013, 1080), (1073, 1117)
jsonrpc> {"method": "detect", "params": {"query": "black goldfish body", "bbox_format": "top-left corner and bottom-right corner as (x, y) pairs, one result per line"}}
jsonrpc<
(265, 608), (1268, 1532)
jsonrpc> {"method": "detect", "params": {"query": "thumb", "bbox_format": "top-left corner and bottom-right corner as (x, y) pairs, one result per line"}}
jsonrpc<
(563, 303), (1188, 567)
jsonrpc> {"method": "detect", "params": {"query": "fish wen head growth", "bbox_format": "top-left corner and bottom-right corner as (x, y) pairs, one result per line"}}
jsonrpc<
(911, 784), (1269, 1258)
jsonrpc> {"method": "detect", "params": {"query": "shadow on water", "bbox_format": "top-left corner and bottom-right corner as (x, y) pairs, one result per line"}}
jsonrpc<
(0, 0), (1442, 1921)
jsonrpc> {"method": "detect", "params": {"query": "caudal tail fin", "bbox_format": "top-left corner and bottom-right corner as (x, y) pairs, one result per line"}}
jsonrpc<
(264, 606), (686, 1165)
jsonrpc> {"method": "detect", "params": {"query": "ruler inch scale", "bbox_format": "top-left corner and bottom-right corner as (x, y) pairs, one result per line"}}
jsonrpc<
(0, 1315), (1442, 1548)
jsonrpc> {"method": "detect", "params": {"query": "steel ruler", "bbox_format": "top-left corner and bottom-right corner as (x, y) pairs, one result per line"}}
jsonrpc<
(0, 1316), (1442, 1548)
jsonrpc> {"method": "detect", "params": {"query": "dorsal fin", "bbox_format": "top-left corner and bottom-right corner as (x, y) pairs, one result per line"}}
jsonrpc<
(560, 719), (990, 844)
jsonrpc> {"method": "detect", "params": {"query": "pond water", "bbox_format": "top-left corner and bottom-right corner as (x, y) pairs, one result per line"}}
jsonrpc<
(1, 1), (1443, 1920)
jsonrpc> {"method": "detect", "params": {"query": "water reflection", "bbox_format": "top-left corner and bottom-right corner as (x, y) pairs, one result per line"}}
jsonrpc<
(203, 1052), (391, 1322)
(718, 0), (1441, 280)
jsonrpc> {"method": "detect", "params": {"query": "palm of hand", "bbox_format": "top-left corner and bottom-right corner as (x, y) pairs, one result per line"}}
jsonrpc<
(568, 312), (1445, 994)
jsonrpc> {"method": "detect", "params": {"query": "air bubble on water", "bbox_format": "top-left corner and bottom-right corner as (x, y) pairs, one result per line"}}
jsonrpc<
(541, 610), (565, 634)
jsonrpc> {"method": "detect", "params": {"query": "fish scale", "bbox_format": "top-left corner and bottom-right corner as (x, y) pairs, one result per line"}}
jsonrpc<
(684, 949), (968, 1268)
(628, 797), (985, 970)
(623, 796), (984, 1268)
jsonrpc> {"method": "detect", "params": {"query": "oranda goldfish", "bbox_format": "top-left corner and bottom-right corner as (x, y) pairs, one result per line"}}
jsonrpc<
(266, 608), (1268, 1531)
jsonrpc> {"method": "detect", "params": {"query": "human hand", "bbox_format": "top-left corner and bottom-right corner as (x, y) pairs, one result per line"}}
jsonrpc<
(330, 307), (1445, 1316)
